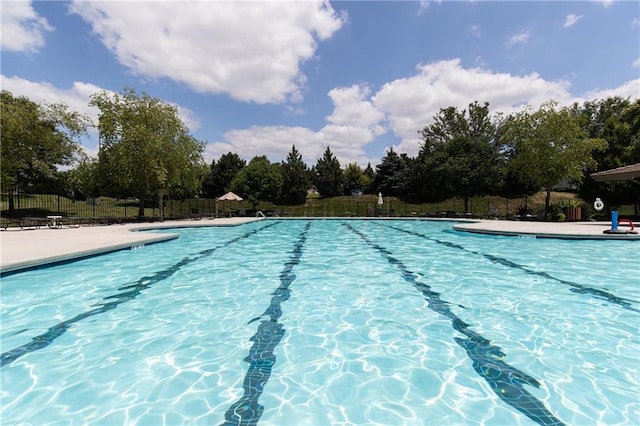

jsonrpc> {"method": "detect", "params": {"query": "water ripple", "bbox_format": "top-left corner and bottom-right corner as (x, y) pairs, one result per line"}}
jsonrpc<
(0, 223), (277, 368)
(222, 222), (311, 426)
(345, 222), (565, 426)
(383, 223), (639, 313)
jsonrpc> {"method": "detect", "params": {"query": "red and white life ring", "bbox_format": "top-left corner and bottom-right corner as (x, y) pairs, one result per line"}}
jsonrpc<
(593, 198), (604, 211)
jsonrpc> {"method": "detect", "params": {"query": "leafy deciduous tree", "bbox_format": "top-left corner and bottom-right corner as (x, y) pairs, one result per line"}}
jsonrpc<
(417, 102), (502, 212)
(90, 88), (204, 217)
(64, 158), (100, 200)
(575, 98), (640, 212)
(343, 162), (368, 195)
(1, 90), (89, 213)
(230, 156), (282, 209)
(503, 101), (607, 212)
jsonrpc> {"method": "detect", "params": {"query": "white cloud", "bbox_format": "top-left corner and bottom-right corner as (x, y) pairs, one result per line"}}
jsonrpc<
(210, 126), (321, 164)
(206, 122), (377, 167)
(0, 75), (201, 158)
(0, 1), (53, 52)
(372, 59), (574, 156)
(6, 61), (638, 169)
(580, 78), (640, 101)
(418, 0), (443, 14)
(205, 84), (386, 166)
(0, 75), (200, 131)
(0, 75), (102, 122)
(633, 18), (640, 27)
(326, 85), (384, 129)
(634, 58), (640, 68)
(468, 25), (481, 38)
(563, 14), (582, 28)
(69, 0), (345, 104)
(208, 59), (639, 166)
(0, 75), (103, 157)
(506, 30), (530, 46)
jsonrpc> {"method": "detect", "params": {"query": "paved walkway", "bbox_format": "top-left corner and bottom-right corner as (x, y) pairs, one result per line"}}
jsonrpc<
(453, 219), (640, 239)
(1, 217), (637, 273)
(0, 217), (261, 273)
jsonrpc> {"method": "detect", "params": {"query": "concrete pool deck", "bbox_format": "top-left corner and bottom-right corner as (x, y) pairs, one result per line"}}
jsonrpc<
(452, 219), (640, 240)
(1, 217), (638, 273)
(0, 217), (262, 274)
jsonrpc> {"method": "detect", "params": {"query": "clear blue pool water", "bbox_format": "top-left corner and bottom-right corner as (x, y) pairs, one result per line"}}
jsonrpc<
(1, 219), (639, 425)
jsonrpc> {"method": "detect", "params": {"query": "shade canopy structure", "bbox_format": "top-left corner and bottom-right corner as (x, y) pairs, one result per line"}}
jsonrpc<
(590, 163), (640, 182)
(215, 191), (243, 217)
(216, 191), (243, 201)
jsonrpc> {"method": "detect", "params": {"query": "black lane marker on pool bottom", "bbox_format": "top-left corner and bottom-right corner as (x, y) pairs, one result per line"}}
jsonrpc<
(222, 222), (311, 426)
(344, 223), (564, 426)
(0, 223), (278, 368)
(383, 223), (639, 313)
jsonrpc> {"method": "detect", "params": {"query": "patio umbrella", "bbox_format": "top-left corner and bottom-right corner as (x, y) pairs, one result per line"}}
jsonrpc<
(216, 191), (243, 215)
(377, 192), (383, 206)
(216, 191), (243, 201)
(590, 163), (640, 182)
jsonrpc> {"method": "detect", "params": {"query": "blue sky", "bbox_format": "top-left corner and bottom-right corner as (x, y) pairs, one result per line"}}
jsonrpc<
(2, 1), (639, 168)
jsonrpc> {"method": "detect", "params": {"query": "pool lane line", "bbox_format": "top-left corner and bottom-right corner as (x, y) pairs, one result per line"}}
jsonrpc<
(344, 223), (565, 426)
(0, 222), (279, 368)
(222, 222), (311, 426)
(382, 223), (639, 313)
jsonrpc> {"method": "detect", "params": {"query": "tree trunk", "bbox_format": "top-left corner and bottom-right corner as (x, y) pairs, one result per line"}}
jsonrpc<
(463, 197), (469, 213)
(7, 190), (15, 214)
(158, 189), (164, 222)
(138, 189), (146, 217)
(545, 187), (552, 214)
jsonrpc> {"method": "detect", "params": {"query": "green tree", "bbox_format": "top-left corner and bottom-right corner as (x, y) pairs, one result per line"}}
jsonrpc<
(373, 148), (409, 196)
(90, 88), (204, 217)
(64, 157), (100, 199)
(202, 152), (246, 197)
(230, 156), (282, 209)
(343, 162), (367, 195)
(575, 98), (640, 212)
(503, 101), (607, 212)
(1, 90), (89, 213)
(313, 147), (343, 197)
(417, 102), (502, 212)
(495, 115), (539, 201)
(280, 145), (309, 204)
(363, 162), (375, 193)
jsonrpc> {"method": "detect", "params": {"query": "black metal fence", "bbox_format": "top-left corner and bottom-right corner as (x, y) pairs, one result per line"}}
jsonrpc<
(2, 191), (491, 221)
(4, 190), (626, 223)
(0, 192), (218, 221)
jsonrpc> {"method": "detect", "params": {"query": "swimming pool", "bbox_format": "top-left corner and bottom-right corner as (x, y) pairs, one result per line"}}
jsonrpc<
(1, 219), (638, 425)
